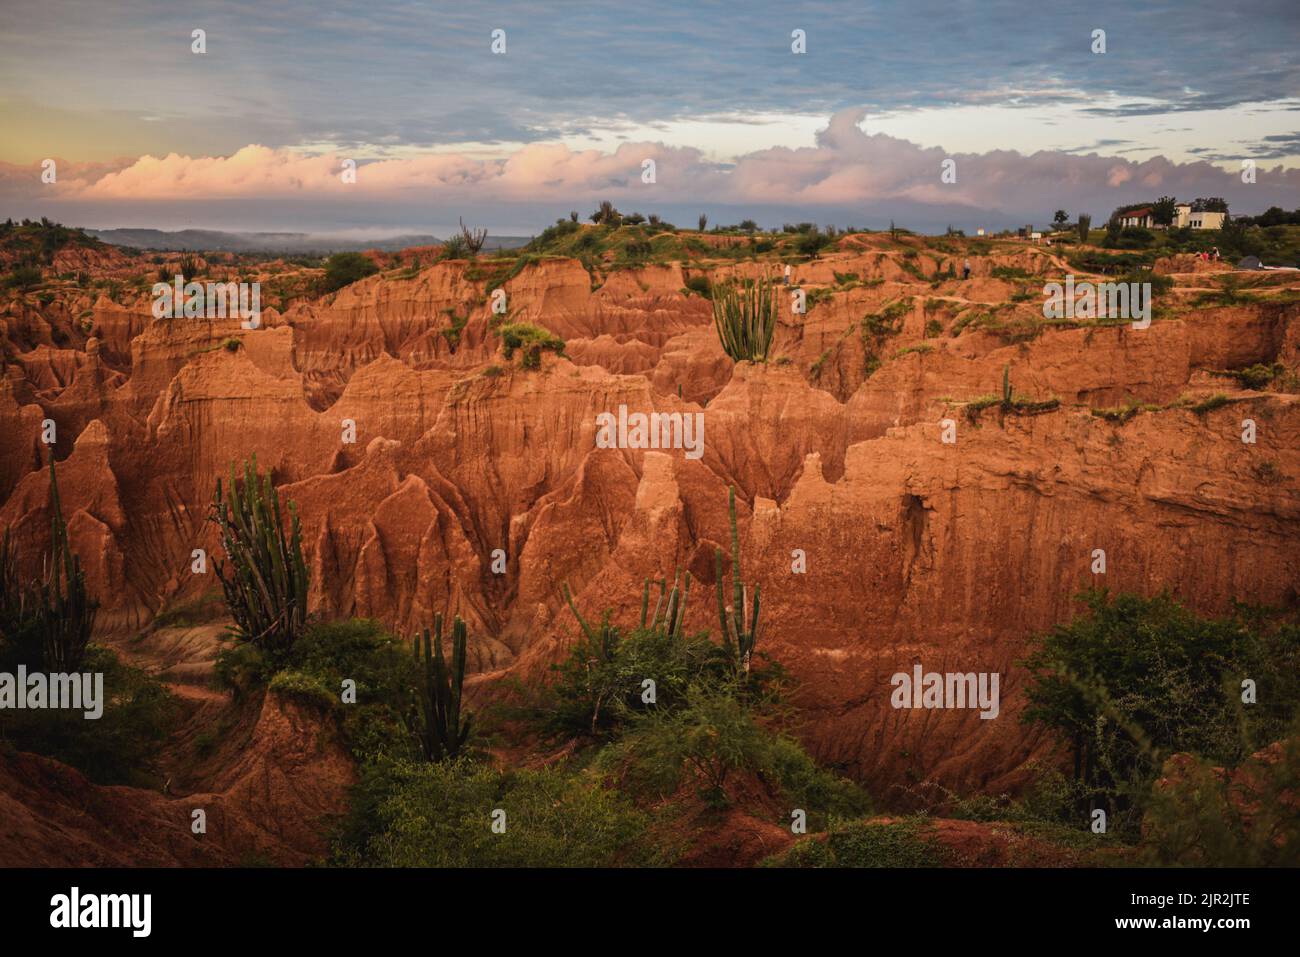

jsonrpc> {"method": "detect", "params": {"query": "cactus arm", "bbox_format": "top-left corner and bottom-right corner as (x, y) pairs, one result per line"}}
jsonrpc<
(650, 578), (666, 631)
(452, 616), (468, 746)
(674, 571), (692, 638)
(729, 487), (745, 641)
(715, 547), (735, 659)
(562, 582), (597, 643)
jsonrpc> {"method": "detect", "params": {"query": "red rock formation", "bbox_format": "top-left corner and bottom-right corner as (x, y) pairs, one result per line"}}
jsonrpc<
(2, 238), (1297, 801)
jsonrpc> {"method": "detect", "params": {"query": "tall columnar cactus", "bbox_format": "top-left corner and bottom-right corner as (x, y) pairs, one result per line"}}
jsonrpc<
(640, 567), (691, 638)
(24, 456), (97, 672)
(0, 528), (22, 640)
(411, 613), (472, 761)
(209, 457), (309, 654)
(715, 486), (761, 677)
(712, 279), (777, 362)
(562, 582), (619, 660)
(1001, 363), (1012, 410)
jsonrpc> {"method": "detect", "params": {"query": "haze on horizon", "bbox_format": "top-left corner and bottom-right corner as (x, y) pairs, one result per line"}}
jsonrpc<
(1, 0), (1298, 236)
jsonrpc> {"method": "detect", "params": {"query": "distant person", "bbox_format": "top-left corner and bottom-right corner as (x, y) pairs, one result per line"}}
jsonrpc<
(1212, 247), (1220, 261)
(963, 259), (971, 280)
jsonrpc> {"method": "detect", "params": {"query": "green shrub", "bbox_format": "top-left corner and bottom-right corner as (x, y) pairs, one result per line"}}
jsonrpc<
(1022, 590), (1300, 840)
(321, 252), (379, 292)
(795, 230), (834, 257)
(893, 343), (933, 359)
(440, 309), (469, 351)
(497, 322), (565, 369)
(1141, 734), (1300, 866)
(764, 816), (947, 867)
(683, 275), (711, 299)
(862, 298), (910, 337)
(1190, 393), (1232, 415)
(543, 608), (729, 739)
(268, 669), (337, 710)
(0, 645), (179, 787)
(598, 684), (866, 820)
(213, 639), (272, 695)
(438, 235), (469, 259)
(285, 618), (420, 761)
(5, 265), (44, 290)
(1090, 401), (1155, 424)
(348, 758), (661, 867)
(1221, 362), (1281, 391)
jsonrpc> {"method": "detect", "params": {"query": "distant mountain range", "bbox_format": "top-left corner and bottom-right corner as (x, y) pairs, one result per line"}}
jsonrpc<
(84, 228), (533, 254)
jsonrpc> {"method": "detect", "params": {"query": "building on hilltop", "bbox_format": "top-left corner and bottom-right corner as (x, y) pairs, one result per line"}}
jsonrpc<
(1173, 203), (1225, 229)
(1118, 203), (1225, 231)
(1118, 207), (1155, 228)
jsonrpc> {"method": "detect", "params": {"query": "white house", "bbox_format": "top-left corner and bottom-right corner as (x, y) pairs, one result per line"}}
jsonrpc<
(1118, 207), (1155, 228)
(1121, 203), (1226, 230)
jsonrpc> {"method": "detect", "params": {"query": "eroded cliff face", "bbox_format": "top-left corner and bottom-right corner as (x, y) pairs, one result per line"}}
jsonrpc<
(3, 236), (1298, 792)
(0, 689), (353, 866)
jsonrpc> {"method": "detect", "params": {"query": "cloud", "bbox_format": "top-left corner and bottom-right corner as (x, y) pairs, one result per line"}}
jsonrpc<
(3, 1), (1298, 163)
(4, 109), (1297, 228)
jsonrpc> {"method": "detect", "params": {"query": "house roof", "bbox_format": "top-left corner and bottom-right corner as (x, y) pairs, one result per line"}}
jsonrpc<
(1123, 207), (1154, 218)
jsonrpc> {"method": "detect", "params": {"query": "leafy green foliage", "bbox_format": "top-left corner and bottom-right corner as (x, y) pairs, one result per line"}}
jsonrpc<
(598, 683), (868, 819)
(683, 274), (711, 298)
(497, 321), (565, 369)
(544, 620), (729, 739)
(1022, 590), (1300, 839)
(1220, 362), (1282, 390)
(0, 645), (179, 787)
(795, 228), (834, 258)
(341, 758), (661, 867)
(764, 816), (947, 867)
(3, 265), (43, 290)
(1142, 733), (1300, 866)
(320, 252), (379, 292)
(218, 618), (421, 762)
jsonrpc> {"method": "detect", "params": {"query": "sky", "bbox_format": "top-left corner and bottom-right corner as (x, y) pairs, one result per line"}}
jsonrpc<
(1, 0), (1298, 235)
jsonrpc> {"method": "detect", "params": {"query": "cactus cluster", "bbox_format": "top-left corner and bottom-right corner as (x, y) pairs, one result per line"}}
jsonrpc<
(410, 613), (472, 761)
(712, 279), (777, 362)
(9, 457), (98, 672)
(715, 486), (761, 677)
(0, 528), (22, 640)
(640, 568), (692, 638)
(38, 457), (96, 671)
(209, 457), (309, 654)
(1001, 363), (1013, 411)
(562, 581), (618, 655)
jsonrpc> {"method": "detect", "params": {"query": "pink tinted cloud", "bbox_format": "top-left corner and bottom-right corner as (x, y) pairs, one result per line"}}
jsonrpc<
(6, 108), (1298, 215)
